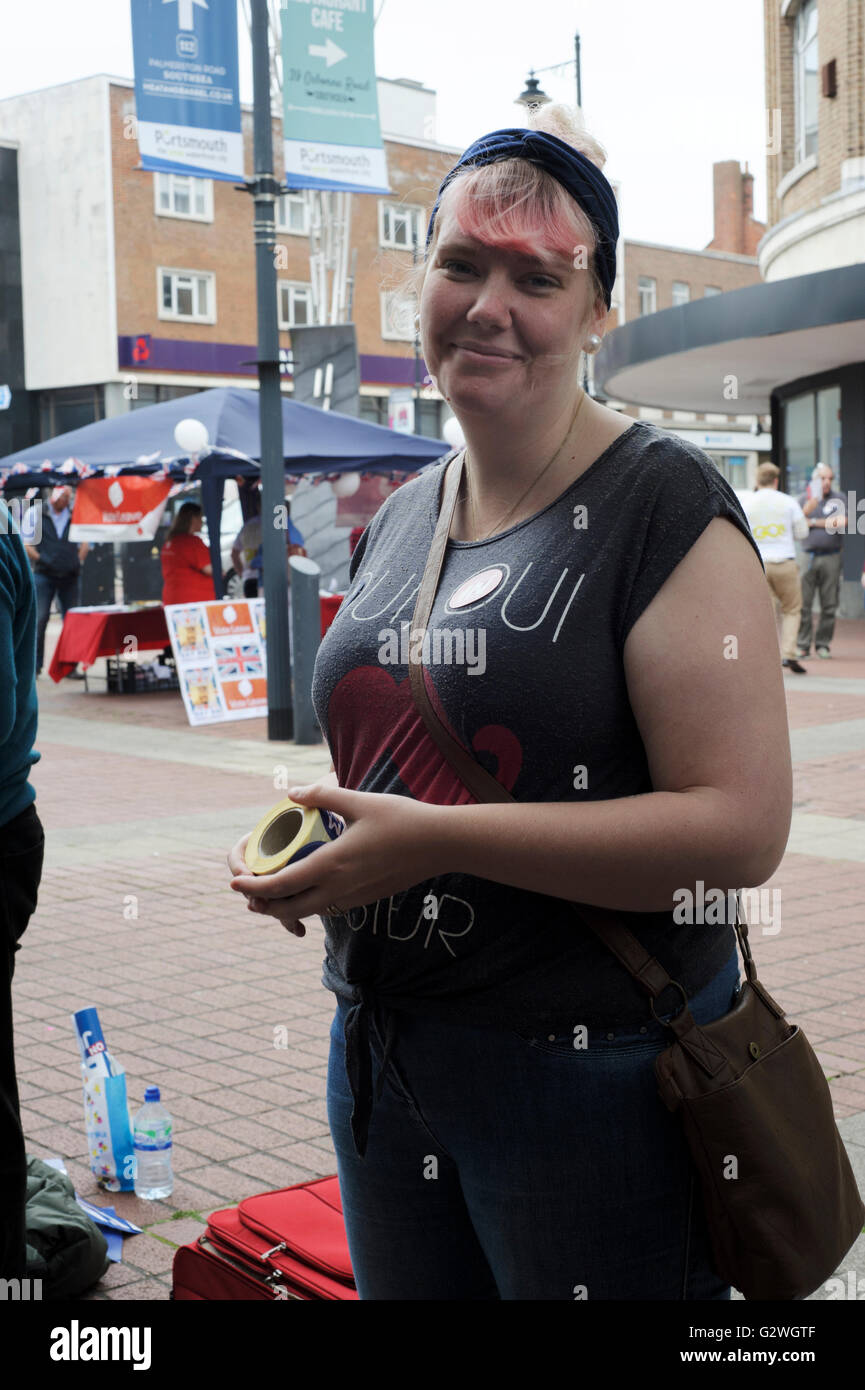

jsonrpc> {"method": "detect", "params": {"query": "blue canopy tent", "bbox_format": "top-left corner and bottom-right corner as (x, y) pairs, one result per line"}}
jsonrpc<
(0, 387), (448, 596)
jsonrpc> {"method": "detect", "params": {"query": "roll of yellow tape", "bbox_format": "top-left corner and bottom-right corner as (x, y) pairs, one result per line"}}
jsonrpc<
(244, 798), (346, 875)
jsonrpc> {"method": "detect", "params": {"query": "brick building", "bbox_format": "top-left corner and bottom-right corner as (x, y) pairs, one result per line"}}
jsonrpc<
(0, 73), (459, 449)
(597, 0), (865, 617)
(604, 160), (769, 490)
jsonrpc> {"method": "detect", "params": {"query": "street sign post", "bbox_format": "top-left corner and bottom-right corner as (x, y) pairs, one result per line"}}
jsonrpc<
(131, 0), (244, 181)
(280, 0), (390, 193)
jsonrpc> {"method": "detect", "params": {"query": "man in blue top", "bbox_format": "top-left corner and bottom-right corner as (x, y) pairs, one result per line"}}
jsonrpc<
(230, 493), (307, 599)
(0, 498), (44, 1278)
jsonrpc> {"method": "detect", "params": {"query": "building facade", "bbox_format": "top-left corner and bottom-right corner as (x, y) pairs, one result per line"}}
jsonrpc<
(0, 73), (459, 444)
(596, 0), (864, 618)
(761, 0), (864, 527)
(601, 162), (770, 489)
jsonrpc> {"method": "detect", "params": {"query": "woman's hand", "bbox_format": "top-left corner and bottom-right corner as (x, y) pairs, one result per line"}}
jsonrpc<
(228, 781), (451, 932)
(226, 830), (304, 932)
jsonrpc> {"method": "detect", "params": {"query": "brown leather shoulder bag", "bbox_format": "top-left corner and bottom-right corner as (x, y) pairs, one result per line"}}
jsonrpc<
(405, 449), (864, 1301)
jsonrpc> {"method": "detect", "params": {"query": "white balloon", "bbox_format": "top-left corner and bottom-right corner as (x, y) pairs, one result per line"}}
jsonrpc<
(442, 416), (465, 448)
(331, 472), (361, 498)
(174, 418), (210, 456)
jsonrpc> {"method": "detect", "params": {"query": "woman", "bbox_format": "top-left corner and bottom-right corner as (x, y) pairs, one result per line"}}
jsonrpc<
(229, 105), (791, 1300)
(160, 502), (213, 607)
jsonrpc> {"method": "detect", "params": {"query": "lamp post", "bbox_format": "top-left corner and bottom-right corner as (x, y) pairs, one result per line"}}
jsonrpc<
(412, 223), (422, 434)
(515, 30), (583, 112)
(247, 0), (292, 741)
(515, 34), (594, 400)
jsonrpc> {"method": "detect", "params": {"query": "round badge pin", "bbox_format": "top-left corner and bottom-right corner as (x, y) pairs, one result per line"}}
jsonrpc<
(447, 566), (506, 610)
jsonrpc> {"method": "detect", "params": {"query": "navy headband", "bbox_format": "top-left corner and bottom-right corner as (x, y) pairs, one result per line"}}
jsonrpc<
(425, 127), (619, 310)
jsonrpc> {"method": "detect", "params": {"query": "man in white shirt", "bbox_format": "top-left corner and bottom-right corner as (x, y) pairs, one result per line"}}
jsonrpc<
(737, 463), (809, 675)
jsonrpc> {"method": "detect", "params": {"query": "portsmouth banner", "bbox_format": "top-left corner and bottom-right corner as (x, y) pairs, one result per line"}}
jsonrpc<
(280, 0), (390, 193)
(131, 0), (244, 181)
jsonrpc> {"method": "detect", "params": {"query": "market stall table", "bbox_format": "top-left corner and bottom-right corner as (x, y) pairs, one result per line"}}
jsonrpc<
(48, 604), (170, 683)
(49, 596), (346, 685)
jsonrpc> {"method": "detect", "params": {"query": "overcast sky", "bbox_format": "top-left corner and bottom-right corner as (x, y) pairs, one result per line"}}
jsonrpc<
(0, 0), (768, 249)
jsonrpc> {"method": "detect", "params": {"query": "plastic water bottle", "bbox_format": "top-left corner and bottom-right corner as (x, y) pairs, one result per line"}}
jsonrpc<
(132, 1086), (174, 1199)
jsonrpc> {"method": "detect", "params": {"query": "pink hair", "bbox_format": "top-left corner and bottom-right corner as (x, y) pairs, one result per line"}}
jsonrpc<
(430, 157), (603, 308)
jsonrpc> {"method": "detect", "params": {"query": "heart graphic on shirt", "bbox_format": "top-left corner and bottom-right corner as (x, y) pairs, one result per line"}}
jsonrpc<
(328, 665), (522, 803)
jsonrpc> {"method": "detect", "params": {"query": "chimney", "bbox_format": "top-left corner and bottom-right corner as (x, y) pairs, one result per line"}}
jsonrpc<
(708, 160), (745, 254)
(742, 163), (754, 221)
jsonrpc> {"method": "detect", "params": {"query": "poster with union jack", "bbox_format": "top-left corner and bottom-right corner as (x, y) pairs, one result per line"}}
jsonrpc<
(165, 601), (268, 726)
(215, 645), (264, 681)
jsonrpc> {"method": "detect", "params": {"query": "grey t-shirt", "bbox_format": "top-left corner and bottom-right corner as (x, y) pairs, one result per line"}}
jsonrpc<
(311, 419), (764, 1030)
(796, 488), (846, 554)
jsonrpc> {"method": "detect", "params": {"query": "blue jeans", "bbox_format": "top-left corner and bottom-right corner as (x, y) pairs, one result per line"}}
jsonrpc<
(327, 949), (740, 1300)
(34, 571), (80, 672)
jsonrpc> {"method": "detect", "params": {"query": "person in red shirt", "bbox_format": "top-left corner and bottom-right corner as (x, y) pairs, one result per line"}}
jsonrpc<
(160, 503), (213, 606)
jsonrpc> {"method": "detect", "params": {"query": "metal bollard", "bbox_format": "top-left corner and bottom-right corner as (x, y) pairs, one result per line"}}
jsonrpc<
(289, 556), (323, 745)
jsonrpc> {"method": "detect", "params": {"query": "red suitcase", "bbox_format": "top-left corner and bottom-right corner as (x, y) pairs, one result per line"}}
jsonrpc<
(172, 1175), (358, 1301)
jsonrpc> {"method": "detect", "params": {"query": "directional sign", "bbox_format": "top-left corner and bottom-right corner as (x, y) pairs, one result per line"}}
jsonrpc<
(131, 0), (243, 181)
(280, 0), (390, 194)
(0, 386), (11, 411)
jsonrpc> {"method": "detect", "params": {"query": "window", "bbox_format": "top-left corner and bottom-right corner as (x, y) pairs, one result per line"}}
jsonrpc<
(794, 0), (819, 164)
(360, 395), (387, 426)
(417, 397), (441, 438)
(671, 281), (690, 307)
(782, 385), (841, 497)
(129, 384), (200, 411)
(154, 172), (213, 221)
(158, 268), (215, 323)
(39, 386), (104, 439)
(704, 285), (721, 297)
(710, 455), (749, 488)
(381, 291), (416, 342)
(276, 191), (310, 235)
(637, 276), (656, 316)
(278, 281), (314, 329)
(379, 202), (424, 251)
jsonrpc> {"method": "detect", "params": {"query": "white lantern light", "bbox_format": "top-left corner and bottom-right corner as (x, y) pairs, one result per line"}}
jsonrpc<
(442, 415), (465, 448)
(331, 471), (361, 499)
(174, 418), (210, 458)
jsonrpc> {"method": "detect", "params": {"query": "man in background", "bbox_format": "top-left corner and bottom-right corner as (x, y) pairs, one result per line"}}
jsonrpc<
(737, 462), (810, 675)
(231, 492), (306, 599)
(0, 498), (43, 1277)
(796, 464), (846, 659)
(21, 485), (89, 677)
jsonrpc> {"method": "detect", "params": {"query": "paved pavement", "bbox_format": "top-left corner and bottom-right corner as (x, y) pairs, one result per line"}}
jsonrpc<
(13, 615), (865, 1300)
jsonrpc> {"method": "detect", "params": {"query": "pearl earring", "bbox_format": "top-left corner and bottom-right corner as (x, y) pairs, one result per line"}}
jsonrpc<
(585, 333), (602, 354)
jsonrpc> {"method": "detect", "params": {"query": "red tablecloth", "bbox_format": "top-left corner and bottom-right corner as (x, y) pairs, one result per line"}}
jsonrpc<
(50, 596), (346, 683)
(49, 606), (170, 682)
(320, 593), (344, 636)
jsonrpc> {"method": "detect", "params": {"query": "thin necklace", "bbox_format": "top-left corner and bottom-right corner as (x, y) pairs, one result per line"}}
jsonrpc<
(463, 390), (587, 543)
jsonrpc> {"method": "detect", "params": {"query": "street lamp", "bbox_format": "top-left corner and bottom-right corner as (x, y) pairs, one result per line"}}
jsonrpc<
(515, 30), (583, 112)
(516, 73), (551, 110)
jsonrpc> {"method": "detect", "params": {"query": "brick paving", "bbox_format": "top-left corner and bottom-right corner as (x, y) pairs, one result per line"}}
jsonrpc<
(11, 615), (865, 1299)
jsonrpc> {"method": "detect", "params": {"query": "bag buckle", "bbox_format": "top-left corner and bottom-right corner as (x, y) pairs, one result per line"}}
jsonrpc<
(649, 979), (688, 1027)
